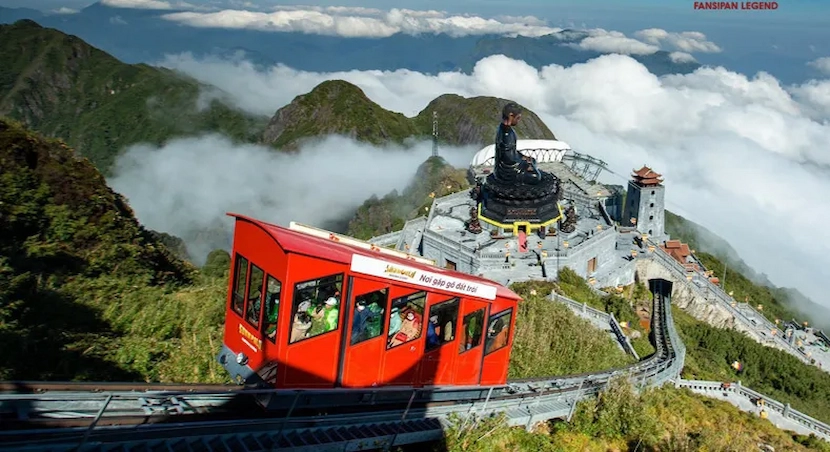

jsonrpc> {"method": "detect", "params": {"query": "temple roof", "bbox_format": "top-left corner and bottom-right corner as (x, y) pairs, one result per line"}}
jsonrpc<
(632, 165), (663, 186)
(661, 239), (692, 265)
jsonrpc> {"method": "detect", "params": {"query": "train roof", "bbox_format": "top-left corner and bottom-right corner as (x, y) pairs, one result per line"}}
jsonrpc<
(229, 213), (521, 302)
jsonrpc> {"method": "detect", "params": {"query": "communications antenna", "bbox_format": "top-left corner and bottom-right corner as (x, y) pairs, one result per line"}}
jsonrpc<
(432, 111), (439, 157)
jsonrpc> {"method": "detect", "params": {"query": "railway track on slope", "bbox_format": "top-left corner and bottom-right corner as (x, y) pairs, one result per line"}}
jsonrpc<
(0, 280), (684, 451)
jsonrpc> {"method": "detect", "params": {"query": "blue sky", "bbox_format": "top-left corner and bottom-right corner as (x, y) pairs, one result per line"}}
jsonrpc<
(7, 0), (823, 83)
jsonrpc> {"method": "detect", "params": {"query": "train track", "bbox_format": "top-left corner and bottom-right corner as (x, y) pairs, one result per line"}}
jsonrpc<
(0, 280), (684, 451)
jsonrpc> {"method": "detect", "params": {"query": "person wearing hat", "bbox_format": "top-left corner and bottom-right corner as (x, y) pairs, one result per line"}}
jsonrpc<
(322, 296), (339, 332)
(494, 102), (541, 185)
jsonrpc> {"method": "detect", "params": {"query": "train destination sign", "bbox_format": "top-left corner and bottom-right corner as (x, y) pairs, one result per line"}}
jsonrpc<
(350, 254), (498, 300)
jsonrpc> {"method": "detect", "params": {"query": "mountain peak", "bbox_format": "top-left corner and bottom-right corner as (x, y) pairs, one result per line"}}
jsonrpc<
(261, 79), (418, 148)
(0, 21), (267, 173)
(261, 80), (557, 150)
(11, 18), (42, 29)
(415, 93), (556, 145)
(309, 79), (369, 99)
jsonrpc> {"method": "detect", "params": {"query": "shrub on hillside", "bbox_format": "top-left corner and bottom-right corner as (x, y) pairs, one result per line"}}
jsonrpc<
(508, 281), (633, 379)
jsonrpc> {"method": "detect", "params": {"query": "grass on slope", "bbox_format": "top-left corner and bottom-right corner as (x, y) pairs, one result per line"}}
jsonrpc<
(555, 268), (656, 359)
(0, 20), (267, 173)
(507, 281), (633, 379)
(0, 118), (227, 381)
(435, 378), (829, 452)
(675, 309), (830, 425)
(65, 273), (230, 383)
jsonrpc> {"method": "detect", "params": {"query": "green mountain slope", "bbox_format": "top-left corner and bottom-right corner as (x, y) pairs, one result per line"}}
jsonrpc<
(262, 80), (419, 149)
(0, 118), (228, 382)
(262, 81), (555, 150)
(346, 156), (469, 239)
(0, 19), (268, 173)
(665, 210), (830, 330)
(412, 94), (555, 146)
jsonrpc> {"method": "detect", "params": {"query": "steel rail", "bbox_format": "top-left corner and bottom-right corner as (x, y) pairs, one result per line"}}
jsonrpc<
(0, 281), (683, 451)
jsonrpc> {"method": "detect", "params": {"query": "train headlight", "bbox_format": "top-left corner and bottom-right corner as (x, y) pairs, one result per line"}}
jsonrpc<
(236, 352), (248, 366)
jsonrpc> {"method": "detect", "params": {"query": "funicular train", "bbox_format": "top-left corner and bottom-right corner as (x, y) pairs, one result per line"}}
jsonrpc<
(218, 213), (521, 390)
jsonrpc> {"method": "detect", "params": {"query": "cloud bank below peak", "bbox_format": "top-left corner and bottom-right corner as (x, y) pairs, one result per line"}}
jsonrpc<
(153, 52), (830, 309)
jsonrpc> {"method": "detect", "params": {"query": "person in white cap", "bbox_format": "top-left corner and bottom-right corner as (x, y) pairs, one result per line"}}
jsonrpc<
(322, 296), (339, 332)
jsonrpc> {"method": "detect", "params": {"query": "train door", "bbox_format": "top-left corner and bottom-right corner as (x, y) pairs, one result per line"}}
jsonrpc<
(381, 289), (427, 386)
(453, 300), (487, 386)
(230, 256), (268, 376)
(419, 296), (460, 386)
(256, 273), (283, 386)
(480, 308), (515, 385)
(281, 272), (345, 388)
(338, 276), (390, 387)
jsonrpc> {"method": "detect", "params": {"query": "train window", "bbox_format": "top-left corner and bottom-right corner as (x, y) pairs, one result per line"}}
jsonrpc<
(484, 309), (513, 355)
(387, 291), (427, 349)
(231, 254), (249, 316)
(245, 264), (265, 328)
(289, 273), (343, 344)
(351, 288), (389, 346)
(459, 308), (485, 353)
(425, 298), (460, 352)
(263, 276), (281, 342)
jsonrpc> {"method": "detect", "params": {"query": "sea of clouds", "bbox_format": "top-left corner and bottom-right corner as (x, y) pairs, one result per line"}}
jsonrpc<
(105, 4), (830, 309)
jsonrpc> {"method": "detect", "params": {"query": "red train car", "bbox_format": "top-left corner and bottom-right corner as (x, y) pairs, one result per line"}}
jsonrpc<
(217, 213), (521, 389)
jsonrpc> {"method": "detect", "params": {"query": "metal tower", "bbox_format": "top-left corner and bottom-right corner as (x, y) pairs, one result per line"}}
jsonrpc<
(432, 111), (439, 157)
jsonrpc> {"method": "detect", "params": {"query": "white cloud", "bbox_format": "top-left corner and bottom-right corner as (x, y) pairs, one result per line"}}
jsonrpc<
(109, 136), (477, 264)
(153, 53), (830, 309)
(669, 52), (696, 63)
(808, 57), (830, 75)
(573, 29), (660, 55)
(160, 6), (562, 38)
(52, 7), (79, 14)
(154, 5), (720, 59)
(101, 0), (195, 10)
(789, 79), (830, 121)
(635, 28), (722, 54)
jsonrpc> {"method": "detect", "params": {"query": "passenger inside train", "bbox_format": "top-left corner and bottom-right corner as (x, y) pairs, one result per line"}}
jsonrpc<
(425, 298), (459, 351)
(351, 289), (387, 345)
(264, 277), (281, 339)
(244, 265), (265, 328)
(290, 274), (343, 343)
(388, 292), (426, 348)
(460, 310), (484, 352)
(485, 312), (512, 354)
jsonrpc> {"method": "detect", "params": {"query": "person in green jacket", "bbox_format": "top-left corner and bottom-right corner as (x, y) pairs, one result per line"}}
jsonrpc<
(322, 296), (339, 332)
(465, 313), (482, 350)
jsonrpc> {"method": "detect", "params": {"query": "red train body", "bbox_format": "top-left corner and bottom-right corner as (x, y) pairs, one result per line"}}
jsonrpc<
(218, 213), (521, 389)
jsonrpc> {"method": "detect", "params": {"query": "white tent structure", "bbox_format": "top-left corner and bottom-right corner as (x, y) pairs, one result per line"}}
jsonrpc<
(470, 139), (571, 167)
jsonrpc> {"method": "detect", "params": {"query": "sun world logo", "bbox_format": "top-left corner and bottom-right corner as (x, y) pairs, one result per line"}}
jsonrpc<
(384, 264), (417, 279)
(238, 323), (262, 350)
